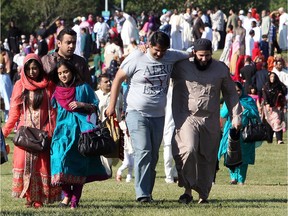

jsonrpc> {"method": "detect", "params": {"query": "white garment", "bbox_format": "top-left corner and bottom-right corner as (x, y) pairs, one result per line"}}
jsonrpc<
(0, 73), (12, 122)
(279, 12), (288, 50)
(13, 53), (25, 67)
(272, 67), (288, 88)
(245, 36), (254, 56)
(212, 31), (220, 51)
(116, 120), (134, 181)
(95, 89), (123, 122)
(169, 14), (183, 50)
(121, 13), (139, 48)
(72, 24), (82, 56)
(243, 17), (257, 33)
(252, 26), (262, 42)
(220, 32), (233, 66)
(201, 27), (213, 42)
(238, 15), (246, 23)
(261, 15), (271, 36)
(104, 43), (123, 67)
(3, 41), (9, 51)
(211, 10), (225, 31)
(163, 85), (177, 183)
(181, 13), (193, 50)
(160, 14), (170, 25)
(94, 21), (110, 49)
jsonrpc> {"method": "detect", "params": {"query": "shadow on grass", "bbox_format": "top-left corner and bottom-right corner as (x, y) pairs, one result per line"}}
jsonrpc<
(46, 197), (286, 209)
(2, 198), (287, 215)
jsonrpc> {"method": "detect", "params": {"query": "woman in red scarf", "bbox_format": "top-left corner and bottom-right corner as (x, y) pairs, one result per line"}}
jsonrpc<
(2, 53), (61, 208)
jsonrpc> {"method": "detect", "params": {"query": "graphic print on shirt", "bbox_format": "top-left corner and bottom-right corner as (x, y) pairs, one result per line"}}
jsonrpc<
(143, 64), (173, 96)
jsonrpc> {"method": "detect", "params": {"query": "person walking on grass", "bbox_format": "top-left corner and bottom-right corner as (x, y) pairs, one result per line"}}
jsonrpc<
(2, 53), (62, 208)
(218, 82), (261, 185)
(171, 38), (242, 204)
(262, 72), (287, 144)
(50, 59), (109, 209)
(106, 31), (191, 203)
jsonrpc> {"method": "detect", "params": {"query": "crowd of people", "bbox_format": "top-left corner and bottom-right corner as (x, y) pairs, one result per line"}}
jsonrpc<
(0, 3), (287, 209)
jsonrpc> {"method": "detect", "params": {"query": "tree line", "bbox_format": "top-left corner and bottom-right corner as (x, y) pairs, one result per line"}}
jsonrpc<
(1, 0), (286, 40)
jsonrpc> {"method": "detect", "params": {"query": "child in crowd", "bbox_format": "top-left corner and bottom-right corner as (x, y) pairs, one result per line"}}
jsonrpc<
(50, 59), (109, 209)
(245, 30), (255, 57)
(259, 34), (269, 61)
(116, 119), (134, 183)
(248, 85), (261, 115)
(219, 24), (233, 66)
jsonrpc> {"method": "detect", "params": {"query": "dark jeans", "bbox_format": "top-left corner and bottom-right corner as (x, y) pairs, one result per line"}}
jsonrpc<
(269, 40), (282, 56)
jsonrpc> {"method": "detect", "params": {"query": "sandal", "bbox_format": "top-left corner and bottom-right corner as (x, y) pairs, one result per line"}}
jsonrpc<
(25, 200), (33, 208)
(59, 197), (71, 207)
(198, 198), (209, 204)
(70, 201), (78, 209)
(178, 194), (193, 204)
(59, 202), (69, 207)
(33, 201), (43, 208)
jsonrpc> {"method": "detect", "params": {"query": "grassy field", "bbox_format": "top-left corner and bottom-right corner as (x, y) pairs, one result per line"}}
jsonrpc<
(0, 132), (287, 216)
(0, 50), (287, 215)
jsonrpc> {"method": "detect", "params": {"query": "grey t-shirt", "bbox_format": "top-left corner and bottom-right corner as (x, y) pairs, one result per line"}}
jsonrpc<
(120, 49), (189, 117)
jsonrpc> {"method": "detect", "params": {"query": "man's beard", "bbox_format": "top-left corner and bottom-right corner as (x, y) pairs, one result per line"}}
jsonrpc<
(194, 57), (212, 71)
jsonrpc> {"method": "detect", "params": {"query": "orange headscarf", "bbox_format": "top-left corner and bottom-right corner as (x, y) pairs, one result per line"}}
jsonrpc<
(267, 56), (274, 71)
(20, 53), (49, 91)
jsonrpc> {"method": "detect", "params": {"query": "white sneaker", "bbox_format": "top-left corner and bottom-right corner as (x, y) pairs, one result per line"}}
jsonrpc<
(126, 174), (132, 183)
(165, 178), (174, 184)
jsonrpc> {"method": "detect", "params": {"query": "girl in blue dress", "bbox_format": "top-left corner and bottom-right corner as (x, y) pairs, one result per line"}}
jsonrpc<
(50, 59), (109, 209)
(218, 82), (261, 185)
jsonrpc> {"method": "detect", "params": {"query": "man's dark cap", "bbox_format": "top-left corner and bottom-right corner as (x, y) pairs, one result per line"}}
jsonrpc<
(194, 39), (212, 51)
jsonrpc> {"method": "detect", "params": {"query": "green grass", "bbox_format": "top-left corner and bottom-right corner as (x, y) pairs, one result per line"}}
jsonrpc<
(0, 132), (287, 216)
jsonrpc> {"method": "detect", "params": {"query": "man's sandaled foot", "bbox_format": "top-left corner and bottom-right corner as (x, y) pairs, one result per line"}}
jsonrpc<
(198, 198), (209, 204)
(178, 194), (193, 204)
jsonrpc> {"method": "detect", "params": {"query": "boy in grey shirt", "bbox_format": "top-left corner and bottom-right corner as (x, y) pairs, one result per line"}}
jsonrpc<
(106, 31), (190, 202)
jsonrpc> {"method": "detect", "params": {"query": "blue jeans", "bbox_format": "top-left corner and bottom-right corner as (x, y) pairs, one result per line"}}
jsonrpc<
(126, 110), (165, 200)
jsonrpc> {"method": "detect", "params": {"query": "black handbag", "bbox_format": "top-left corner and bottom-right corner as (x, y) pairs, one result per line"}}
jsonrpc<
(13, 126), (49, 153)
(78, 118), (116, 157)
(225, 128), (242, 171)
(1, 128), (8, 164)
(241, 118), (267, 142)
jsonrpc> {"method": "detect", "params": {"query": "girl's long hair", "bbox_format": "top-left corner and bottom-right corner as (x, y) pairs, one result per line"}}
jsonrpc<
(21, 59), (45, 109)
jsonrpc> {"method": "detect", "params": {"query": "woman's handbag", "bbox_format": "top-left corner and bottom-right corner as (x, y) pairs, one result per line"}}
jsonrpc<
(13, 126), (49, 153)
(241, 118), (267, 142)
(0, 97), (5, 110)
(12, 94), (51, 153)
(0, 128), (8, 164)
(225, 128), (242, 171)
(78, 118), (116, 157)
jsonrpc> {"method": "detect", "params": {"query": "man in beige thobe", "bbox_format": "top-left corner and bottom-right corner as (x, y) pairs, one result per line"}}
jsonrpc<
(171, 38), (242, 204)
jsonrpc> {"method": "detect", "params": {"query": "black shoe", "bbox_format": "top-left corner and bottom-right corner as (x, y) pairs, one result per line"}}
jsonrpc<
(137, 197), (151, 203)
(178, 194), (193, 204)
(58, 202), (69, 207)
